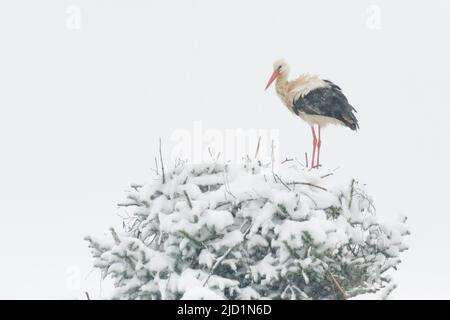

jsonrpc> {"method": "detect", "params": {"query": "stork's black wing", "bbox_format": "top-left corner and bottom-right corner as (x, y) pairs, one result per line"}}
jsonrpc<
(293, 80), (359, 130)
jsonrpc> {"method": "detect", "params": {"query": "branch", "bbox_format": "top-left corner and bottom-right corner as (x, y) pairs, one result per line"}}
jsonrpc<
(281, 157), (294, 164)
(381, 283), (397, 300)
(130, 183), (142, 191)
(222, 170), (237, 199)
(117, 202), (142, 207)
(287, 181), (327, 191)
(159, 137), (166, 184)
(325, 268), (347, 299)
(274, 174), (292, 191)
(154, 156), (159, 175)
(203, 224), (252, 287)
(110, 227), (121, 245)
(348, 179), (355, 209)
(254, 136), (261, 158)
(183, 190), (193, 209)
(270, 140), (279, 184)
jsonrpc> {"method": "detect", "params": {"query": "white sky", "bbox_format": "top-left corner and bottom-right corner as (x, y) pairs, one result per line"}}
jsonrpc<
(0, 0), (449, 299)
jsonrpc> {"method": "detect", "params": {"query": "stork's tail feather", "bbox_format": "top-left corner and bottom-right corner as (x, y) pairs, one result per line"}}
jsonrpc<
(342, 108), (359, 131)
(348, 122), (359, 131)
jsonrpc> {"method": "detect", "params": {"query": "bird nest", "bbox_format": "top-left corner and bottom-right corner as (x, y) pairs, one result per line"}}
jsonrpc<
(86, 158), (409, 300)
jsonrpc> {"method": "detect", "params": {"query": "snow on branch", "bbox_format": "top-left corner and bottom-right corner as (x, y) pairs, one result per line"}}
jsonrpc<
(85, 158), (409, 300)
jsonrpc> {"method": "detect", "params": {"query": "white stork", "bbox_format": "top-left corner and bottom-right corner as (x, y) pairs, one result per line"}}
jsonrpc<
(265, 59), (359, 169)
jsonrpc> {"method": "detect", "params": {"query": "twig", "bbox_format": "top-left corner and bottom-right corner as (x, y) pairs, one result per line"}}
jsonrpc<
(222, 169), (236, 199)
(298, 191), (318, 207)
(287, 181), (327, 191)
(208, 147), (213, 159)
(110, 227), (121, 245)
(348, 179), (355, 209)
(320, 167), (340, 179)
(292, 285), (309, 300)
(117, 202), (142, 207)
(281, 157), (293, 164)
(206, 147), (221, 162)
(183, 190), (193, 209)
(293, 156), (305, 169)
(110, 227), (136, 270)
(381, 283), (397, 300)
(270, 140), (278, 183)
(254, 136), (261, 158)
(281, 285), (297, 300)
(275, 174), (292, 191)
(325, 268), (347, 299)
(159, 137), (166, 184)
(305, 152), (308, 168)
(130, 183), (142, 191)
(146, 232), (158, 247)
(85, 291), (91, 300)
(155, 156), (159, 175)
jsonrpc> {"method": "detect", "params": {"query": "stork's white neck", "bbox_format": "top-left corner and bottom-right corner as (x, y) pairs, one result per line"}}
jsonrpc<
(275, 74), (295, 113)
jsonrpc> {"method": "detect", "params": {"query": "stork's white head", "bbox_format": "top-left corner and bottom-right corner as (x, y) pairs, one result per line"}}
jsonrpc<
(265, 59), (290, 90)
(273, 59), (290, 76)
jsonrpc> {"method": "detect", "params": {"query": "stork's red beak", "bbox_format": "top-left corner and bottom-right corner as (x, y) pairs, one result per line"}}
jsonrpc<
(265, 70), (279, 90)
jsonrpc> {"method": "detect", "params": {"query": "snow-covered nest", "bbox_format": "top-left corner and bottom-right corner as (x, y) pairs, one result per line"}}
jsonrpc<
(85, 158), (409, 300)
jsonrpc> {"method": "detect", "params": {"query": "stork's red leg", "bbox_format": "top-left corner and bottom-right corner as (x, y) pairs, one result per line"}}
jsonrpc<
(311, 126), (317, 168)
(316, 126), (322, 168)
